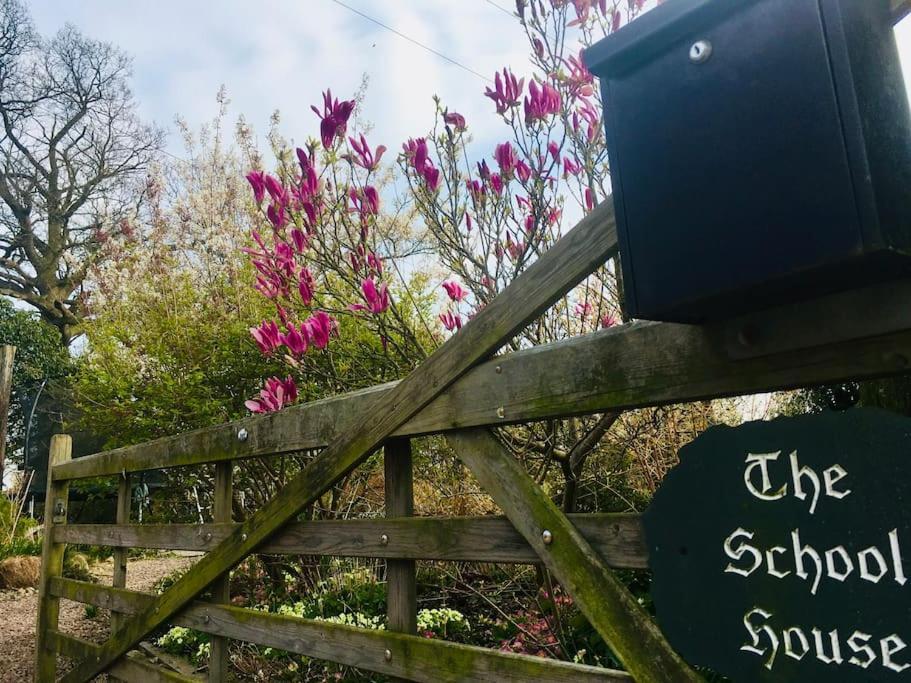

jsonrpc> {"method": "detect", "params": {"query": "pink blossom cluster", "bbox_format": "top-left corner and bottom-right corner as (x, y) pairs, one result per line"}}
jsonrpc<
(243, 89), (397, 413)
(439, 279), (468, 332)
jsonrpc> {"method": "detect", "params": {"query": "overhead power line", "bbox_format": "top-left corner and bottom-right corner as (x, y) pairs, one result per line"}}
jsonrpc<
(328, 0), (491, 83)
(484, 0), (515, 18)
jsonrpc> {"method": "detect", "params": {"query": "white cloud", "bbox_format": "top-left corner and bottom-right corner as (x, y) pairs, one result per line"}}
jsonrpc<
(26, 0), (536, 161)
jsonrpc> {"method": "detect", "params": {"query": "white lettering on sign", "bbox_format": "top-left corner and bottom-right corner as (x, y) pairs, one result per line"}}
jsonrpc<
(727, 448), (910, 674)
(743, 450), (851, 514)
(740, 608), (910, 673)
(723, 527), (907, 595)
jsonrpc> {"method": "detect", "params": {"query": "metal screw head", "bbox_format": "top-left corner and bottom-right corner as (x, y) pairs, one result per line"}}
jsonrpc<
(237, 427), (249, 442)
(496, 406), (505, 419)
(241, 533), (248, 542)
(495, 365), (502, 374)
(380, 534), (389, 546)
(204, 532), (212, 542)
(542, 529), (554, 545)
(384, 649), (392, 662)
(204, 614), (211, 624)
(689, 39), (712, 64)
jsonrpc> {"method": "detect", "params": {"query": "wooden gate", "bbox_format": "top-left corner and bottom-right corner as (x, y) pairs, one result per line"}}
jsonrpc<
(32, 194), (911, 681)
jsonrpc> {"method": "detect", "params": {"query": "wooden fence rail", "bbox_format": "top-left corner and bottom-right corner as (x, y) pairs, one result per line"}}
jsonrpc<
(54, 513), (647, 566)
(52, 277), (911, 483)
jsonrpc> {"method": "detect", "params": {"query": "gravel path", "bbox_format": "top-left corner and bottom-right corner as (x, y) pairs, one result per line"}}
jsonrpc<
(0, 553), (198, 682)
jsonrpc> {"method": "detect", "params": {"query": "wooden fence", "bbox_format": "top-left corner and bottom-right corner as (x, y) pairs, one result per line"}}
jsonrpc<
(29, 189), (911, 681)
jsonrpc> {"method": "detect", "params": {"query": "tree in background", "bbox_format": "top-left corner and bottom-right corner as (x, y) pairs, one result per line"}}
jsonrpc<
(0, 298), (69, 470)
(0, 0), (162, 345)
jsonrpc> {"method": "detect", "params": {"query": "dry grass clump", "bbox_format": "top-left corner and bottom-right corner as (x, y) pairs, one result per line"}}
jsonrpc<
(0, 555), (40, 588)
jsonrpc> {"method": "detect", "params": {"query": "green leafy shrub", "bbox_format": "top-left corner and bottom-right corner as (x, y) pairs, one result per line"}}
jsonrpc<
(0, 537), (41, 561)
(417, 607), (470, 641)
(156, 626), (210, 665)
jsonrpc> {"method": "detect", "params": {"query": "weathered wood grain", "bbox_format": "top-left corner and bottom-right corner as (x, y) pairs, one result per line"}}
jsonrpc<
(35, 435), (71, 681)
(59, 199), (620, 682)
(208, 461), (232, 682)
(385, 438), (416, 638)
(448, 428), (699, 681)
(718, 279), (911, 359)
(892, 0), (911, 22)
(111, 474), (131, 636)
(54, 311), (911, 482)
(48, 580), (630, 682)
(54, 513), (648, 568)
(48, 631), (200, 682)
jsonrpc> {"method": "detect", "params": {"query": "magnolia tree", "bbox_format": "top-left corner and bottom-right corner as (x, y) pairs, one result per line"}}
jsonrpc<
(241, 0), (711, 513)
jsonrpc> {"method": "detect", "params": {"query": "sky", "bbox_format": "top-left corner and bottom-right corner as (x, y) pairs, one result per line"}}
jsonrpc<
(27, 0), (534, 164)
(24, 1), (911, 182)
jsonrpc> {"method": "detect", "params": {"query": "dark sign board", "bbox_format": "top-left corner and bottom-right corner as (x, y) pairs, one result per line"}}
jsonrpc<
(645, 409), (911, 681)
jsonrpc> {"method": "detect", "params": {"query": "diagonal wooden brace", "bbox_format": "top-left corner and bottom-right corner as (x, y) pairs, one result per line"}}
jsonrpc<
(447, 428), (700, 682)
(59, 200), (620, 682)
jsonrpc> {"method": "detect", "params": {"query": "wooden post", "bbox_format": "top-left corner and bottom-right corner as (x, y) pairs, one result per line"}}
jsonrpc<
(0, 345), (15, 492)
(35, 434), (72, 681)
(385, 438), (416, 645)
(111, 474), (131, 631)
(208, 461), (233, 681)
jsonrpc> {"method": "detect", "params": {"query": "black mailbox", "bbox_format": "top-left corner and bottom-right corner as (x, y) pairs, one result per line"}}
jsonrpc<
(584, 0), (911, 322)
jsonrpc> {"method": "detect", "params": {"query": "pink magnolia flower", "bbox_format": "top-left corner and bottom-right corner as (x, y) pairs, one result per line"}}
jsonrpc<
(290, 228), (309, 254)
(267, 202), (288, 230)
(349, 185), (380, 219)
(601, 313), (618, 329)
(439, 311), (462, 331)
(494, 142), (518, 178)
(441, 280), (468, 302)
(505, 232), (525, 260)
(245, 376), (298, 414)
(524, 80), (562, 125)
(465, 213), (473, 232)
(246, 171), (266, 204)
(366, 251), (383, 274)
(250, 320), (281, 355)
(568, 0), (593, 26)
(298, 266), (315, 305)
(443, 111), (467, 130)
(311, 89), (356, 149)
(585, 187), (595, 213)
(349, 278), (390, 314)
(348, 134), (387, 171)
(305, 311), (335, 349)
(296, 146), (314, 176)
(515, 160), (531, 183)
(485, 68), (524, 114)
(423, 166), (441, 191)
(565, 50), (595, 98)
(574, 301), (593, 319)
(489, 173), (504, 195)
(280, 324), (309, 356)
(402, 138), (441, 191)
(263, 174), (284, 203)
(563, 157), (582, 177)
(548, 141), (561, 163)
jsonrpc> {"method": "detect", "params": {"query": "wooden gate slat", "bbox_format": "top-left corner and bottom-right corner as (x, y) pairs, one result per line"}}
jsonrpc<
(54, 513), (648, 567)
(47, 581), (631, 683)
(448, 428), (702, 682)
(47, 631), (200, 682)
